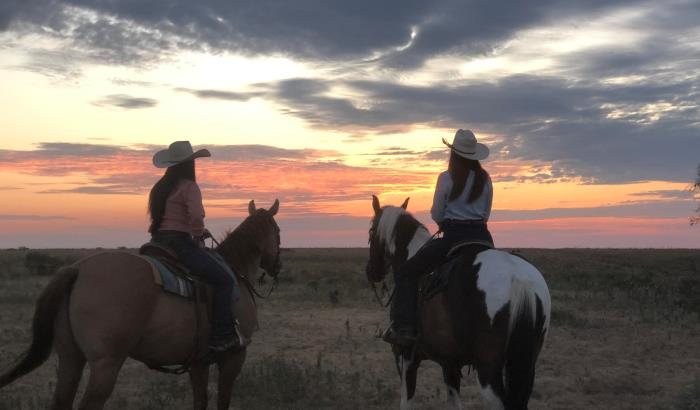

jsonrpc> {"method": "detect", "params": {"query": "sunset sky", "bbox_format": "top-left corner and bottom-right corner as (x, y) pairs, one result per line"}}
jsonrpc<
(1, 1), (699, 248)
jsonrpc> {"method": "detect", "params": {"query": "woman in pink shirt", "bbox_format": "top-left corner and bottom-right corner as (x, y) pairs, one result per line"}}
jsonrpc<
(148, 141), (246, 352)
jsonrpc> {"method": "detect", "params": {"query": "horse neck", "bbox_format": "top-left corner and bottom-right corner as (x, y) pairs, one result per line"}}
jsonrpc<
(217, 229), (263, 278)
(379, 207), (432, 268)
(406, 225), (431, 259)
(231, 251), (261, 279)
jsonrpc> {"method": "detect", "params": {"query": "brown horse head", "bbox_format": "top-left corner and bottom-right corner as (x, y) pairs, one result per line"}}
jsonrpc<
(366, 195), (410, 283)
(219, 199), (282, 278)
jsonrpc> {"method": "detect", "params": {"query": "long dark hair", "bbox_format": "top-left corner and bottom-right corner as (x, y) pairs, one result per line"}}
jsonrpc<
(148, 160), (196, 233)
(447, 152), (488, 203)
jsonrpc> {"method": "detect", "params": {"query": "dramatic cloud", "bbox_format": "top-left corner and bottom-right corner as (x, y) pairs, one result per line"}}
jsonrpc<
(490, 200), (696, 221)
(175, 87), (262, 101)
(38, 185), (138, 195)
(630, 189), (696, 200)
(3, 0), (674, 73)
(243, 73), (699, 183)
(0, 142), (433, 216)
(2, 0), (697, 186)
(1, 1), (698, 247)
(93, 94), (158, 109)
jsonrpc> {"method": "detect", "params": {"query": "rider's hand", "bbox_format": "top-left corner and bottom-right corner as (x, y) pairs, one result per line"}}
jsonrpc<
(202, 228), (212, 239)
(195, 236), (206, 248)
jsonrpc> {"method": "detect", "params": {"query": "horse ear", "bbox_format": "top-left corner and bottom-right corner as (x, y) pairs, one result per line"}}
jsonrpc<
(269, 199), (279, 216)
(372, 195), (381, 214)
(248, 200), (256, 215)
(401, 197), (410, 209)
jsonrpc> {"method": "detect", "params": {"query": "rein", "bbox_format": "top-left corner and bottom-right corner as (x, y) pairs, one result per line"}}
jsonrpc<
(369, 229), (442, 309)
(372, 281), (395, 308)
(208, 234), (277, 299)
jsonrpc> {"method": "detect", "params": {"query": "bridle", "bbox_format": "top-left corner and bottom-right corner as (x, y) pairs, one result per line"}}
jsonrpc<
(367, 219), (395, 308)
(205, 224), (279, 299)
(367, 214), (442, 308)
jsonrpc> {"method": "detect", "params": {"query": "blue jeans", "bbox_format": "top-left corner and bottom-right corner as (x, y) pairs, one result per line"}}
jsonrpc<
(152, 231), (235, 342)
(391, 222), (493, 331)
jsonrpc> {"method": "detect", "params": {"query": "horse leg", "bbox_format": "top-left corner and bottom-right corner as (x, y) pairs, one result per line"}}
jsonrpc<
(189, 364), (210, 410)
(442, 365), (463, 410)
(476, 365), (506, 410)
(50, 299), (86, 410)
(216, 349), (247, 410)
(51, 354), (86, 410)
(77, 356), (125, 410)
(396, 352), (419, 410)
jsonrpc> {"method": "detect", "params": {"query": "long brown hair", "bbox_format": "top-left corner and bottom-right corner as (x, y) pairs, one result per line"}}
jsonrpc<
(148, 160), (195, 233)
(447, 152), (488, 203)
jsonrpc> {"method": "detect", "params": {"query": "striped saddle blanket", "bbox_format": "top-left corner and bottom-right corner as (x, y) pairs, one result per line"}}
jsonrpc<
(141, 254), (197, 298)
(138, 244), (240, 301)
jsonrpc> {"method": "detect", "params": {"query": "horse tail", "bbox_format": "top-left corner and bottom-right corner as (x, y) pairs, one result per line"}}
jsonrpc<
(504, 278), (547, 409)
(0, 265), (79, 388)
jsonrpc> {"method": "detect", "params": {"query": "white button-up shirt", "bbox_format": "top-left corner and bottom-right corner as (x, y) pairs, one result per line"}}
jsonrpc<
(430, 170), (493, 225)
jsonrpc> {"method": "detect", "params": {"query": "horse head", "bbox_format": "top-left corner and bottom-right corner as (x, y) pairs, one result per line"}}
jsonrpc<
(218, 199), (282, 280)
(366, 195), (409, 283)
(247, 199), (282, 279)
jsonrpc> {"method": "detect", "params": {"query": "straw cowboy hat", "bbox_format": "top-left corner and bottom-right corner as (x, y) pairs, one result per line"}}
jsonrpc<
(153, 141), (211, 168)
(442, 129), (489, 160)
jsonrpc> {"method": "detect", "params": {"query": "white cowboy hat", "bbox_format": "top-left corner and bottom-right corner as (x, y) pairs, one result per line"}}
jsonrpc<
(442, 129), (489, 160)
(153, 141), (211, 168)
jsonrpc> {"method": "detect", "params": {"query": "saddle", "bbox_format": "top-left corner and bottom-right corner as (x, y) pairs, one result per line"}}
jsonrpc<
(419, 240), (494, 303)
(139, 242), (242, 302)
(139, 242), (199, 299)
(137, 243), (249, 372)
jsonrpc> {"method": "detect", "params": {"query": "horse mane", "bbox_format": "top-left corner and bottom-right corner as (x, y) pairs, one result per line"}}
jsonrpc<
(393, 213), (421, 264)
(369, 206), (422, 266)
(216, 210), (275, 270)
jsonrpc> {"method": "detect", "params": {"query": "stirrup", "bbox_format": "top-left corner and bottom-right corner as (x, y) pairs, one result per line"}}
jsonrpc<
(208, 321), (250, 353)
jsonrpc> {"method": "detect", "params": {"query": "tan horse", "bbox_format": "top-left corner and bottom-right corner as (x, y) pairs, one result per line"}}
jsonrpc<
(0, 199), (281, 410)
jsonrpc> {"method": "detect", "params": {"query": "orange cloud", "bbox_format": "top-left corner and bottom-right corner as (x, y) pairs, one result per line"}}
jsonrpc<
(0, 142), (694, 248)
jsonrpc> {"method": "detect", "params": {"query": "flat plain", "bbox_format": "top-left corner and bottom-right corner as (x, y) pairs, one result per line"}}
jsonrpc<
(0, 247), (699, 409)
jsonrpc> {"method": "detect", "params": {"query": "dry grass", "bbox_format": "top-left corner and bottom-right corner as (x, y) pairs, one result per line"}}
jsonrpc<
(0, 247), (699, 409)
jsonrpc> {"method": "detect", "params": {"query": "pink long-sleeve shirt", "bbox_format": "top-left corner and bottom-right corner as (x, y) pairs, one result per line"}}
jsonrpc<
(159, 180), (206, 237)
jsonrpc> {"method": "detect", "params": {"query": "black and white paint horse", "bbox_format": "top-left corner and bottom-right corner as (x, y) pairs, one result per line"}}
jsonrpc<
(366, 196), (551, 409)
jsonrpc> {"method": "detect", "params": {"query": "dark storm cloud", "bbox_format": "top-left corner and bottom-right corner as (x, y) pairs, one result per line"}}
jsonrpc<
(3, 0), (699, 186)
(423, 149), (448, 161)
(183, 69), (700, 183)
(93, 94), (158, 109)
(0, 143), (329, 165)
(204, 144), (334, 161)
(2, 0), (643, 69)
(0, 143), (129, 161)
(0, 0), (53, 31)
(12, 49), (84, 80)
(629, 189), (695, 200)
(175, 87), (262, 101)
(562, 37), (700, 80)
(255, 74), (700, 183)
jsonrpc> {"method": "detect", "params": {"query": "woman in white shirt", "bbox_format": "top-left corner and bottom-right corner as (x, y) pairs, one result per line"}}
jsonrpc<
(384, 129), (494, 346)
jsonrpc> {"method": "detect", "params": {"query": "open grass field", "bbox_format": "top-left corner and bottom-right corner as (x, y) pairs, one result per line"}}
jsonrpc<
(0, 247), (699, 409)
